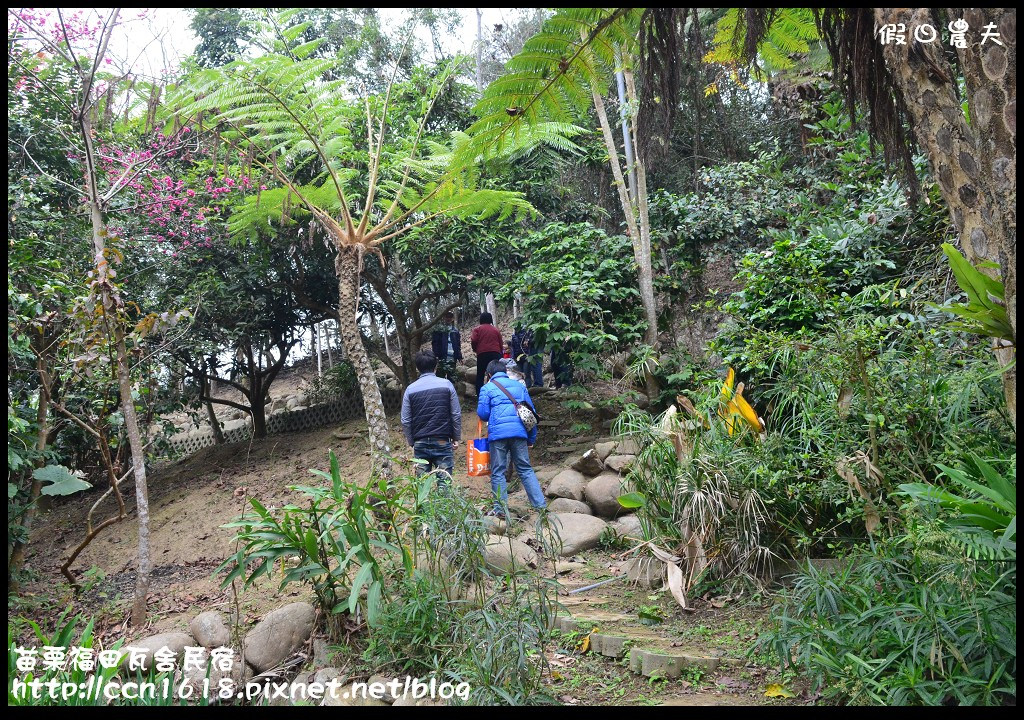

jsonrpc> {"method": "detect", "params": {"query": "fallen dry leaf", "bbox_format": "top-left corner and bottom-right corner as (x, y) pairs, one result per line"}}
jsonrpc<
(764, 683), (795, 698)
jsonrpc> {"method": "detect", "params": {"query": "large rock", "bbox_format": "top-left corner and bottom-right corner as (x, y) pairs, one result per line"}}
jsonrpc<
(585, 472), (632, 518)
(615, 437), (642, 455)
(484, 535), (539, 573)
(605, 454), (636, 474)
(545, 469), (586, 501)
(595, 441), (618, 462)
(190, 611), (231, 649)
(609, 515), (643, 539)
(222, 418), (250, 433)
(176, 651), (250, 695)
(547, 498), (593, 515)
(121, 632), (194, 674)
(571, 449), (606, 477)
(243, 602), (315, 673)
(482, 516), (507, 535)
(547, 513), (608, 556)
(535, 467), (560, 484)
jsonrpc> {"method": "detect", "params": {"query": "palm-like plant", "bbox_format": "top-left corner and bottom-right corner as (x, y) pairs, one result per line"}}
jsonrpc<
(171, 11), (535, 479)
(464, 8), (661, 378)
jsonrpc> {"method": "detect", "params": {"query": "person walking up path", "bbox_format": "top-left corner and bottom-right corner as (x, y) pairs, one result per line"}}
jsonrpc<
(401, 350), (462, 489)
(512, 327), (544, 388)
(477, 359), (547, 518)
(470, 312), (503, 398)
(430, 310), (462, 381)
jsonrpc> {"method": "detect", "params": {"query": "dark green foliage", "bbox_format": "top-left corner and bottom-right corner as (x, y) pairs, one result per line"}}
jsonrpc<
(763, 533), (1016, 705)
(498, 222), (643, 377)
(8, 613), (181, 706)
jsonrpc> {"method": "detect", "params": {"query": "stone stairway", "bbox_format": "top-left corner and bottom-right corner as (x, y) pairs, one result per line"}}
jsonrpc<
(551, 601), (743, 681)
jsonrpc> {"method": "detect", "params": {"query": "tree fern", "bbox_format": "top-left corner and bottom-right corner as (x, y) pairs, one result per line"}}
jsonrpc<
(171, 42), (534, 247)
(704, 8), (820, 73)
(460, 7), (641, 164)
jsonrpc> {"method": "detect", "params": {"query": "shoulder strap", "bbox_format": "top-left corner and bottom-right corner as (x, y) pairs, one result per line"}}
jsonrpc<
(491, 379), (520, 406)
(491, 380), (540, 420)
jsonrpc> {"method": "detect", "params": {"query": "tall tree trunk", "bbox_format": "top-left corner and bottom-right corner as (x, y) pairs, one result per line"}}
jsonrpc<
(336, 246), (394, 481)
(81, 89), (152, 626)
(314, 322), (323, 378)
(324, 322), (334, 369)
(205, 387), (225, 445)
(590, 85), (658, 348)
(876, 7), (1016, 424)
(485, 293), (498, 325)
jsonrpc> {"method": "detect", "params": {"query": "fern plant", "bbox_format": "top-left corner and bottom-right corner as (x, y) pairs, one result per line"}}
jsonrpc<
(465, 7), (661, 360)
(169, 9), (537, 479)
(703, 8), (820, 72)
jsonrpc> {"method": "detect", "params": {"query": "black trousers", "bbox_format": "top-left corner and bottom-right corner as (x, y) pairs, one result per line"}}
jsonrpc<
(475, 351), (502, 397)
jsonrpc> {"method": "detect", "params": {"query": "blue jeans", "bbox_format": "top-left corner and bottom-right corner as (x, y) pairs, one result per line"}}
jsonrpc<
(525, 358), (543, 388)
(489, 437), (546, 514)
(413, 438), (453, 489)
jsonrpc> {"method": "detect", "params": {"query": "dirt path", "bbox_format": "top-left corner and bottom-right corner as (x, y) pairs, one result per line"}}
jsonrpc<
(16, 387), (588, 636)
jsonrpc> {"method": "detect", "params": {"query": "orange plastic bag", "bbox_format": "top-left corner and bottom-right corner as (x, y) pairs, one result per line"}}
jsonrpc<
(467, 419), (490, 477)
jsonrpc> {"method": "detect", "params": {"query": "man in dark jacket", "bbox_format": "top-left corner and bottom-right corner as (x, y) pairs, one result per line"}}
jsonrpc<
(401, 350), (462, 488)
(477, 359), (546, 517)
(470, 312), (503, 398)
(512, 327), (544, 388)
(431, 310), (462, 381)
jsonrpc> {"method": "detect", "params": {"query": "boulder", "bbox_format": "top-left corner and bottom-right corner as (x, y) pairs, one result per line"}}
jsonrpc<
(594, 441), (618, 462)
(242, 602), (315, 673)
(555, 560), (587, 575)
(291, 406), (308, 413)
(176, 651), (250, 695)
(547, 498), (593, 515)
(222, 418), (250, 433)
(285, 396), (301, 410)
(615, 437), (642, 455)
(547, 513), (608, 556)
(506, 488), (533, 515)
(571, 449), (605, 477)
(461, 382), (476, 399)
(483, 534), (539, 573)
(482, 516), (507, 535)
(121, 632), (194, 673)
(368, 674), (418, 704)
(190, 611), (230, 649)
(608, 514), (643, 539)
(545, 469), (586, 501)
(535, 467), (560, 484)
(585, 472), (632, 518)
(604, 454), (636, 474)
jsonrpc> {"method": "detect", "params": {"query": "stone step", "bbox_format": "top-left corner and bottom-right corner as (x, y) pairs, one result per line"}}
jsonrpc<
(554, 612), (744, 680)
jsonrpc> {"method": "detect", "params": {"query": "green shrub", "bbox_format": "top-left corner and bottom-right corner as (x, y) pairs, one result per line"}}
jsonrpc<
(762, 536), (1016, 705)
(497, 221), (643, 378)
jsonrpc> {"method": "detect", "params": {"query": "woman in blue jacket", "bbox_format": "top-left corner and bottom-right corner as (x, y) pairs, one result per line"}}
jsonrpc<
(477, 359), (547, 518)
